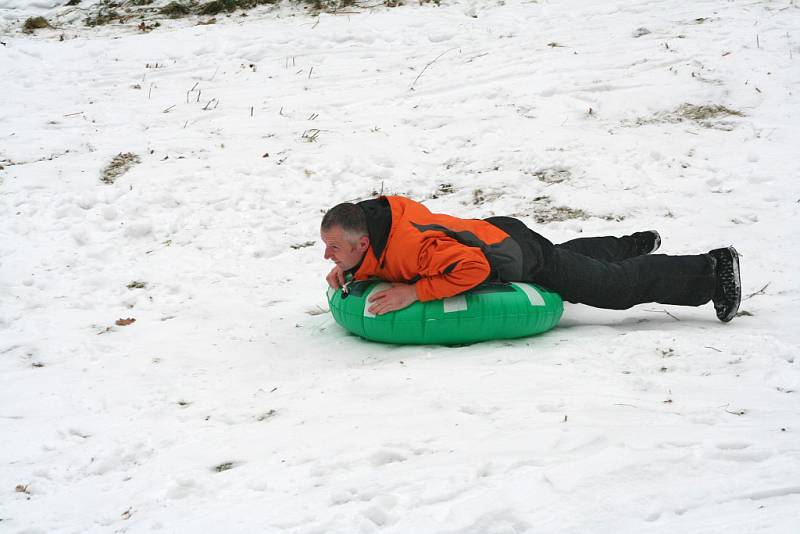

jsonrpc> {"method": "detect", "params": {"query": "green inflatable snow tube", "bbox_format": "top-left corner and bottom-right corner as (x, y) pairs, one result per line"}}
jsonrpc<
(327, 280), (563, 345)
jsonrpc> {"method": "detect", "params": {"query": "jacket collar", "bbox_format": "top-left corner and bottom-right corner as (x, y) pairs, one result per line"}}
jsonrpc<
(349, 197), (392, 275)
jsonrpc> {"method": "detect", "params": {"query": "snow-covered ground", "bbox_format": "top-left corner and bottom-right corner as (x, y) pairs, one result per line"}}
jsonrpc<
(2, 1), (800, 532)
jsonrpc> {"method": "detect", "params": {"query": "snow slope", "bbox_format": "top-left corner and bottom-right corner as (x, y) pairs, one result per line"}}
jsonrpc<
(1, 1), (799, 532)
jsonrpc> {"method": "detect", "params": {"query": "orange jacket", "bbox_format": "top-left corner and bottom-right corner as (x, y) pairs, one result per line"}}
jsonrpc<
(353, 196), (524, 301)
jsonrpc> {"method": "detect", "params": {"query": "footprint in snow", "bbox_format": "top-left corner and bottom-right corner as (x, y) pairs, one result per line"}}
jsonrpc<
(369, 449), (407, 467)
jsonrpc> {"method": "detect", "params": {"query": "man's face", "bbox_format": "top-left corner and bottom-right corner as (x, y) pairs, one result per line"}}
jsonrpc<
(321, 225), (369, 272)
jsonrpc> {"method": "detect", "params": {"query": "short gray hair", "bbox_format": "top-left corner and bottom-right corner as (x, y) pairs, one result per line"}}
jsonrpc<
(321, 202), (368, 242)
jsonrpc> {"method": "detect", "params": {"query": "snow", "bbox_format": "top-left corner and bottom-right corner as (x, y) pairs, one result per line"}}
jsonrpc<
(1, 0), (799, 532)
(0, 0), (67, 24)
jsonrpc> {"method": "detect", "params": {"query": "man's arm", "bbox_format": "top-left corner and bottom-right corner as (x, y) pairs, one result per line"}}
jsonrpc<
(368, 240), (491, 314)
(326, 265), (346, 289)
(414, 238), (491, 301)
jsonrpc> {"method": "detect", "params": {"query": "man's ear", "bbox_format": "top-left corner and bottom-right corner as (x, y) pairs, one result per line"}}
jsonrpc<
(357, 235), (370, 252)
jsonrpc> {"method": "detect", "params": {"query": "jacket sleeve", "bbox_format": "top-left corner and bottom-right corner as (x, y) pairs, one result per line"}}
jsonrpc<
(414, 238), (491, 301)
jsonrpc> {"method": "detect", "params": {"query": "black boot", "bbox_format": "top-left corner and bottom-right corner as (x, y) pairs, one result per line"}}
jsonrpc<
(632, 230), (661, 255)
(708, 247), (741, 322)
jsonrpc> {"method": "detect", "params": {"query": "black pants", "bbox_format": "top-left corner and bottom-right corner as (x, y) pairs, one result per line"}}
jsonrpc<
(486, 217), (716, 310)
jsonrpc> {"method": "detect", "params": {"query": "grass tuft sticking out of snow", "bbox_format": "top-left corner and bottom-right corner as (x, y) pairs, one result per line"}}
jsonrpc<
(197, 0), (279, 16)
(159, 1), (193, 17)
(100, 152), (141, 184)
(627, 103), (746, 130)
(22, 16), (51, 32)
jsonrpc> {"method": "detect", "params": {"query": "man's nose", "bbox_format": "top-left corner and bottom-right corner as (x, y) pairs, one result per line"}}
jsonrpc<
(324, 246), (333, 259)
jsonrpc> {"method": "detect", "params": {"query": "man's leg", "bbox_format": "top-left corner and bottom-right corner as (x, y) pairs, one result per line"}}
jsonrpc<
(556, 231), (659, 261)
(535, 247), (716, 309)
(486, 216), (714, 310)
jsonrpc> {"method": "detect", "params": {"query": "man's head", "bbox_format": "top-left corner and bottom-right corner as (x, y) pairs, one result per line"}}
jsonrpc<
(320, 202), (370, 272)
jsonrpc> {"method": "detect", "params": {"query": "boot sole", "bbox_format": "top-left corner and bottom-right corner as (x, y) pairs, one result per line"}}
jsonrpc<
(719, 246), (741, 322)
(650, 230), (661, 254)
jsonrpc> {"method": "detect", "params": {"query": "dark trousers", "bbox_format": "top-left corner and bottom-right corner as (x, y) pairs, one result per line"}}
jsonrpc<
(486, 217), (716, 310)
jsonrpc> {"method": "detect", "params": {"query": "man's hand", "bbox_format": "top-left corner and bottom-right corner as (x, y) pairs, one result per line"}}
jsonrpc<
(368, 283), (418, 315)
(326, 265), (346, 289)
